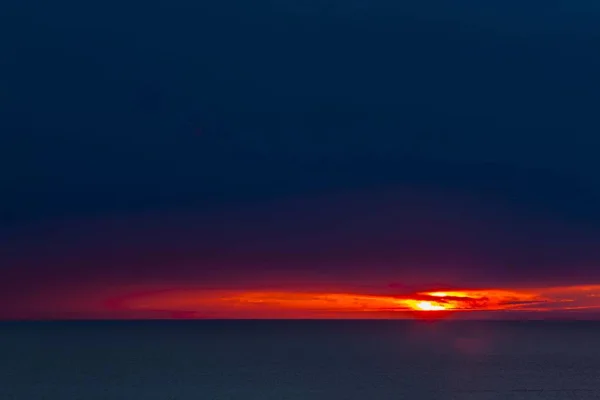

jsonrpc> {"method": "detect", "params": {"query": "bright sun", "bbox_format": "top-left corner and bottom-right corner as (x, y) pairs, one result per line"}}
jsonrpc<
(415, 301), (446, 311)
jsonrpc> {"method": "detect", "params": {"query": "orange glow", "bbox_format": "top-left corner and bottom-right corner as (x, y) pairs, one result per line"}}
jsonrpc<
(21, 283), (600, 319)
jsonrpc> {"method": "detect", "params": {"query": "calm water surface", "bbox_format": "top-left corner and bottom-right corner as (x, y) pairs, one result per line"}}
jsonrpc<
(1, 321), (599, 399)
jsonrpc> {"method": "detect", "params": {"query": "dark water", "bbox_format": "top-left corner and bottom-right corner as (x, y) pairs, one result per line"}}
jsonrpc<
(1, 321), (599, 399)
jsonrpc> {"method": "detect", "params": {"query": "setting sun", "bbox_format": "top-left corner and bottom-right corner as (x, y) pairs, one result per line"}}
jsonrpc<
(414, 301), (446, 311)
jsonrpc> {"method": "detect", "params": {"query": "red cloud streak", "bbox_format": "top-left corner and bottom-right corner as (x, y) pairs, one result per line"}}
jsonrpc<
(4, 283), (600, 320)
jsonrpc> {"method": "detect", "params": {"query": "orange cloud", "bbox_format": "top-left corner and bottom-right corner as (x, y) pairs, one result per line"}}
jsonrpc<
(83, 284), (600, 319)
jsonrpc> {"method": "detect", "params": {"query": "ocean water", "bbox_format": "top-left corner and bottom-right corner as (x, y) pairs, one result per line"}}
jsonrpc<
(1, 321), (599, 399)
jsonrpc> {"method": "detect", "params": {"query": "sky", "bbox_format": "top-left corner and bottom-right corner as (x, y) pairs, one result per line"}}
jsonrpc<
(1, 0), (600, 319)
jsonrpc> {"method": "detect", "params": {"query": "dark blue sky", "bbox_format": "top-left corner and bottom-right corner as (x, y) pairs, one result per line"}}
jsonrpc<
(1, 0), (600, 317)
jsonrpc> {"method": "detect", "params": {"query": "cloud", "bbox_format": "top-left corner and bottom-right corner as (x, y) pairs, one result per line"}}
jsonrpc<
(5, 283), (592, 320)
(2, 186), (600, 319)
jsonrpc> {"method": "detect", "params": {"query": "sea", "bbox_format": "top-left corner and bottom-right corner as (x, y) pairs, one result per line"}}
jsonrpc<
(1, 320), (599, 399)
